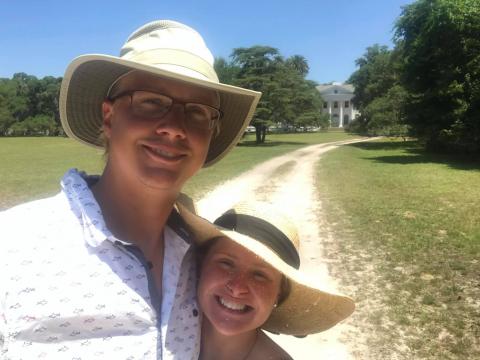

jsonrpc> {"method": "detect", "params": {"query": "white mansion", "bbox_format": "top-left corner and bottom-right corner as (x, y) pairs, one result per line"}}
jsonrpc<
(316, 82), (359, 127)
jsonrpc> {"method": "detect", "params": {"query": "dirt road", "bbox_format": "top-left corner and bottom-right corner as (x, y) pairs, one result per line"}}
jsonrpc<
(197, 138), (373, 359)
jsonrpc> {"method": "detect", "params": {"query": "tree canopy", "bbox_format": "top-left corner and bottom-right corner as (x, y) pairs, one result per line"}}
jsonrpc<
(349, 0), (480, 153)
(348, 45), (408, 136)
(2, 47), (325, 144)
(215, 46), (326, 143)
(0, 73), (62, 136)
(394, 0), (480, 153)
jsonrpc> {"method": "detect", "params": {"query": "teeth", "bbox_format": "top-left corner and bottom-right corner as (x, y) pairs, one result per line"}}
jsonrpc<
(219, 297), (247, 311)
(152, 148), (177, 158)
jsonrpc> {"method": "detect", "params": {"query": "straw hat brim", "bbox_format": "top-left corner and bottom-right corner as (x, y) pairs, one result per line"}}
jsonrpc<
(176, 203), (355, 336)
(59, 54), (261, 167)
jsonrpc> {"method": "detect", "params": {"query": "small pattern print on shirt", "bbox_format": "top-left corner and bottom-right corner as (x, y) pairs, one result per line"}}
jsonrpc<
(0, 169), (200, 359)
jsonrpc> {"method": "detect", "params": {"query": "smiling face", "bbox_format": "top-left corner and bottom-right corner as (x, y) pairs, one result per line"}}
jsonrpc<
(101, 71), (219, 192)
(197, 237), (283, 336)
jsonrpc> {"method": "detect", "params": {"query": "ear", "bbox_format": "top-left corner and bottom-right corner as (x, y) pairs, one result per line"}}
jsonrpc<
(101, 100), (114, 139)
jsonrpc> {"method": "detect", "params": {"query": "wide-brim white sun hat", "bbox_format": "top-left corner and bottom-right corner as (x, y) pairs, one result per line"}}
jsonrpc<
(177, 201), (355, 336)
(59, 20), (261, 167)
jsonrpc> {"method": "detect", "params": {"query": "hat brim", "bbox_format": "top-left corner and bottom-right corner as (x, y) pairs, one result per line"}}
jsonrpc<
(176, 203), (355, 336)
(59, 54), (261, 167)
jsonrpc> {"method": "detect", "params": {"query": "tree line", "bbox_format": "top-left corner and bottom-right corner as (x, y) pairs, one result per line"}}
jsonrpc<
(348, 0), (480, 154)
(0, 47), (328, 144)
(0, 73), (62, 136)
(2, 0), (478, 152)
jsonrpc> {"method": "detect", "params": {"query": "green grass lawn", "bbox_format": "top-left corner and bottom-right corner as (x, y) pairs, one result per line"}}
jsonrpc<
(3, 134), (478, 357)
(0, 137), (105, 209)
(316, 139), (480, 359)
(0, 131), (358, 210)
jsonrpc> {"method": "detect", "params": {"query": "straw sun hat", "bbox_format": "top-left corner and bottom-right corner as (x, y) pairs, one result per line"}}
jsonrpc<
(177, 201), (355, 336)
(59, 20), (261, 166)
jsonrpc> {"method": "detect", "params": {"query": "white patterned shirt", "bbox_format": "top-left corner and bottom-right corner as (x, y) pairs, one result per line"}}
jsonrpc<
(0, 169), (201, 359)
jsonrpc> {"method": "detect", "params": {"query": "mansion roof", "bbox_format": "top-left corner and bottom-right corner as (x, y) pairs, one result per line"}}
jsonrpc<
(316, 82), (355, 95)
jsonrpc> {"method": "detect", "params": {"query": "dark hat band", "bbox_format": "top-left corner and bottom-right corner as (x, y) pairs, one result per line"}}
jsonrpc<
(214, 213), (300, 269)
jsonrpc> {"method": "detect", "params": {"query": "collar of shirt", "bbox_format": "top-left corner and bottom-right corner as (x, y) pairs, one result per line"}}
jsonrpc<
(60, 169), (193, 248)
(60, 168), (116, 248)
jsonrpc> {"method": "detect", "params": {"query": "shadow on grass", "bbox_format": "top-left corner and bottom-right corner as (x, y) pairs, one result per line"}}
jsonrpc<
(347, 140), (419, 151)
(347, 141), (480, 171)
(238, 141), (305, 147)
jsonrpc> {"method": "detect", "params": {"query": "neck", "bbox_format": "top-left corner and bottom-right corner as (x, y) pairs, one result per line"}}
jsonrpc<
(200, 318), (258, 360)
(91, 164), (178, 253)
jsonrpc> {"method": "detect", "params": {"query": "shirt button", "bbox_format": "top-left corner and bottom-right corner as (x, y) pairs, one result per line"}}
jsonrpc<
(192, 309), (199, 317)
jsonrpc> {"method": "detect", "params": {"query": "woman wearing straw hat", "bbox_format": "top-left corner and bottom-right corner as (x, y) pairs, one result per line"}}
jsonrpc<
(179, 202), (355, 359)
(0, 20), (260, 359)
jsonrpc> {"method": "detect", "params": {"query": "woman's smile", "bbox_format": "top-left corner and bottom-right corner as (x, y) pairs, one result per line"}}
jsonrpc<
(198, 237), (282, 336)
(216, 295), (252, 313)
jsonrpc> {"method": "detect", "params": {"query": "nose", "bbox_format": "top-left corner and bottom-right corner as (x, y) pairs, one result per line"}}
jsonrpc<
(226, 273), (249, 297)
(154, 103), (187, 139)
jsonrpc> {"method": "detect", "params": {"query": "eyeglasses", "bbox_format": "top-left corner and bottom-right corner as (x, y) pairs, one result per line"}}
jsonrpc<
(109, 90), (222, 131)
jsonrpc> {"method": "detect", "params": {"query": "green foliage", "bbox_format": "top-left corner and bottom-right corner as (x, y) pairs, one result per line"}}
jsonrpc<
(348, 45), (408, 136)
(394, 0), (480, 153)
(1, 47), (321, 144)
(214, 57), (240, 84)
(349, 0), (480, 153)
(361, 85), (409, 136)
(9, 115), (57, 136)
(0, 73), (62, 136)
(222, 46), (324, 143)
(285, 55), (309, 77)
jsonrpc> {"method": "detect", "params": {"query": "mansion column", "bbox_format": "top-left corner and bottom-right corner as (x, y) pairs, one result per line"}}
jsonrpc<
(339, 104), (344, 127)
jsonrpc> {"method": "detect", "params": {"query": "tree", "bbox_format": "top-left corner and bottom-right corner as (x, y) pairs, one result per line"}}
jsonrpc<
(286, 55), (309, 77)
(0, 73), (62, 136)
(348, 45), (407, 136)
(214, 57), (239, 84)
(0, 80), (15, 135)
(229, 46), (281, 142)
(229, 46), (324, 143)
(360, 85), (408, 136)
(394, 0), (480, 153)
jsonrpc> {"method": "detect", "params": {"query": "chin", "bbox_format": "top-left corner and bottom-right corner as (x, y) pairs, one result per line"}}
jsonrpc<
(138, 168), (187, 192)
(213, 321), (254, 337)
(204, 298), (264, 337)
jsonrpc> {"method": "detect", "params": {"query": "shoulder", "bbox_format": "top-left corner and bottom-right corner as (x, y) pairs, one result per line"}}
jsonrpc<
(0, 193), (66, 222)
(252, 331), (293, 360)
(0, 193), (76, 247)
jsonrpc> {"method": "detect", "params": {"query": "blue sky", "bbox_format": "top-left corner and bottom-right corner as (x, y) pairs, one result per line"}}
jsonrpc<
(0, 0), (413, 84)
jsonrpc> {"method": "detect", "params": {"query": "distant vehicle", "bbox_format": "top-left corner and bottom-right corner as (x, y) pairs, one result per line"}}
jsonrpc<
(245, 126), (256, 133)
(268, 125), (290, 133)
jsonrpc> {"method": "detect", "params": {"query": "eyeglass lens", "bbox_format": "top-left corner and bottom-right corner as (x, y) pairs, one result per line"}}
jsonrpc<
(130, 91), (220, 130)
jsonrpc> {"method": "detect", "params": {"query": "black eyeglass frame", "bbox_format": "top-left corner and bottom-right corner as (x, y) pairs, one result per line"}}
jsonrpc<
(107, 90), (223, 130)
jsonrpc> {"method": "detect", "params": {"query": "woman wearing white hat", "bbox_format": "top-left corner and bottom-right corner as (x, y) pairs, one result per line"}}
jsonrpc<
(179, 202), (355, 359)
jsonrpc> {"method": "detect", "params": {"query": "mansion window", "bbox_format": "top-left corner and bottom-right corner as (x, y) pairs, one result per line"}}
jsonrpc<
(323, 102), (327, 109)
(345, 101), (349, 108)
(334, 101), (338, 108)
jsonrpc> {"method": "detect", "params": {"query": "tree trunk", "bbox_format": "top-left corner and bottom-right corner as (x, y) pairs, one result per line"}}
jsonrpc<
(255, 126), (261, 144)
(261, 125), (266, 143)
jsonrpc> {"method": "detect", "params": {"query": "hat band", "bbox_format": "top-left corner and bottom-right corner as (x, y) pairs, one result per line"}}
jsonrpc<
(122, 48), (219, 81)
(214, 213), (301, 269)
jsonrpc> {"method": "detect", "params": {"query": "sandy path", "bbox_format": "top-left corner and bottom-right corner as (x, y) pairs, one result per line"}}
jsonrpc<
(197, 138), (373, 359)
